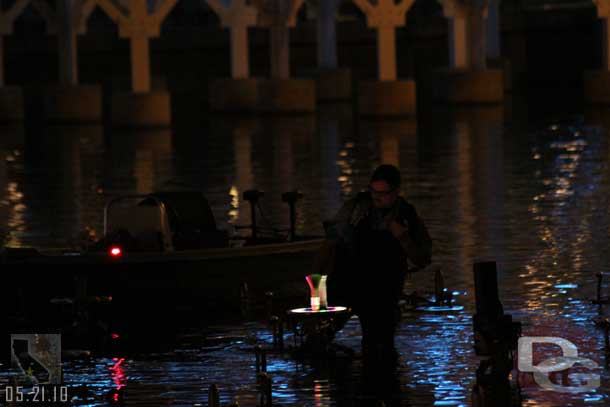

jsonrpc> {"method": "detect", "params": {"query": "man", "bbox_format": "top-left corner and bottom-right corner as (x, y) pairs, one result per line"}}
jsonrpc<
(316, 164), (432, 364)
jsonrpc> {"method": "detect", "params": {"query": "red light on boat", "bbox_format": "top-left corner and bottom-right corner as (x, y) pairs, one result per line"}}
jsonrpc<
(111, 333), (120, 340)
(109, 246), (123, 258)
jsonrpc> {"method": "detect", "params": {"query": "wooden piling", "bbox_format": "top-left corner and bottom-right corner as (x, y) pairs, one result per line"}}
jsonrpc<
(473, 261), (502, 318)
(208, 384), (220, 407)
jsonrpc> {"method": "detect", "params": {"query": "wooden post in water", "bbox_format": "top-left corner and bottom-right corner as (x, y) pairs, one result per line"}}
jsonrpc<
(254, 345), (262, 373)
(265, 291), (274, 320)
(240, 281), (251, 319)
(257, 372), (273, 407)
(208, 384), (220, 407)
(471, 261), (520, 407)
(473, 261), (502, 318)
(434, 268), (445, 306)
(596, 272), (604, 303)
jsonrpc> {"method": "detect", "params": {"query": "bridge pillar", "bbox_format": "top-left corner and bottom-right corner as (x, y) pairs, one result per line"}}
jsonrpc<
(207, 0), (260, 112)
(486, 0), (511, 93)
(317, 0), (338, 70)
(97, 0), (178, 127)
(210, 0), (315, 113)
(353, 0), (417, 116)
(257, 0), (316, 113)
(437, 0), (504, 104)
(0, 0), (30, 122)
(360, 118), (417, 168)
(585, 0), (610, 104)
(32, 0), (103, 123)
(316, 0), (351, 101)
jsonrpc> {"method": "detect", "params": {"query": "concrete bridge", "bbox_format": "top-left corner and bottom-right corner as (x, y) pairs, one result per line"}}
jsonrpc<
(0, 0), (607, 126)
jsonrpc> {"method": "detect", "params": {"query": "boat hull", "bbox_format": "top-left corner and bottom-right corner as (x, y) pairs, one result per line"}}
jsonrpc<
(4, 239), (324, 331)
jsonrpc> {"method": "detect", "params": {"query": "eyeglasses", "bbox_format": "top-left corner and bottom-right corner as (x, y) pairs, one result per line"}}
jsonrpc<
(368, 185), (397, 197)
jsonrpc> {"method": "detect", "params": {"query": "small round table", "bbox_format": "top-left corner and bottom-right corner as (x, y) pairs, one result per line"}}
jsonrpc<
(286, 306), (351, 353)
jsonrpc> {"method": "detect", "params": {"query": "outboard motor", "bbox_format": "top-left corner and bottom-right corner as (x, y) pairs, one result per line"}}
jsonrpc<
(243, 190), (264, 240)
(281, 191), (303, 242)
(149, 191), (228, 250)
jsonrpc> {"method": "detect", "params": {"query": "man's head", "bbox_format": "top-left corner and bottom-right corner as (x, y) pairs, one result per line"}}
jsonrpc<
(369, 164), (401, 208)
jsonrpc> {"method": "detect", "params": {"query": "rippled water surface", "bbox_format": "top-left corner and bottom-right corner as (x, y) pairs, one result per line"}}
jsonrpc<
(3, 99), (610, 406)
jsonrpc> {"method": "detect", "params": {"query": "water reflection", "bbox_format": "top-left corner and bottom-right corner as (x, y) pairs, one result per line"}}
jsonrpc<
(7, 102), (610, 406)
(316, 105), (352, 228)
(0, 125), (25, 247)
(46, 126), (104, 247)
(256, 116), (317, 235)
(231, 118), (257, 225)
(106, 129), (173, 196)
(453, 107), (505, 282)
(357, 118), (418, 170)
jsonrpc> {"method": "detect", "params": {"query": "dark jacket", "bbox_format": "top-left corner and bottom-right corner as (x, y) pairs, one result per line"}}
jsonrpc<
(315, 192), (432, 309)
(325, 192), (432, 268)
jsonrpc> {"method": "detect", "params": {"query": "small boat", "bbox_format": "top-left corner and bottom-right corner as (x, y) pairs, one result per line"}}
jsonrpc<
(3, 190), (325, 333)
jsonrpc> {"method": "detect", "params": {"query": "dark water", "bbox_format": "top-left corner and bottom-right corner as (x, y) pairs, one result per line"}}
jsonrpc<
(3, 95), (610, 406)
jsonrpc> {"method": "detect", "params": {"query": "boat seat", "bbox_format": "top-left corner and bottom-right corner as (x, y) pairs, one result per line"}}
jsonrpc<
(148, 191), (228, 249)
(106, 205), (166, 251)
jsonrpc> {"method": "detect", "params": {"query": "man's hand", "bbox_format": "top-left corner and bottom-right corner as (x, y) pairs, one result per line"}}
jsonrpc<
(388, 219), (408, 240)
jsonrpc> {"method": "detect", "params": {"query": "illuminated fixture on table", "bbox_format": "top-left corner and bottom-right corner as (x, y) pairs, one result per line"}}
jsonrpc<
(306, 274), (328, 311)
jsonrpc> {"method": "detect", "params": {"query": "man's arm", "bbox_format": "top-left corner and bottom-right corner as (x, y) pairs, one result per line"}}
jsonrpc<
(323, 199), (357, 241)
(311, 199), (357, 275)
(397, 215), (432, 268)
(388, 203), (432, 268)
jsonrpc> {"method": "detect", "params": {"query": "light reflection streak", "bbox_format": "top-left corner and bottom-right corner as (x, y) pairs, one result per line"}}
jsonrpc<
(109, 357), (126, 391)
(337, 143), (355, 197)
(231, 120), (255, 226)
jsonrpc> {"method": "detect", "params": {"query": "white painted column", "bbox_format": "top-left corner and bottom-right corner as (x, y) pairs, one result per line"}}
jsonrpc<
(317, 0), (338, 69)
(449, 17), (469, 69)
(444, 0), (489, 70)
(58, 0), (79, 85)
(102, 0), (179, 93)
(378, 25), (397, 81)
(469, 9), (487, 69)
(207, 0), (257, 79)
(254, 0), (304, 80)
(129, 0), (151, 92)
(231, 25), (250, 78)
(264, 0), (292, 79)
(353, 0), (414, 81)
(131, 35), (152, 92)
(270, 23), (290, 79)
